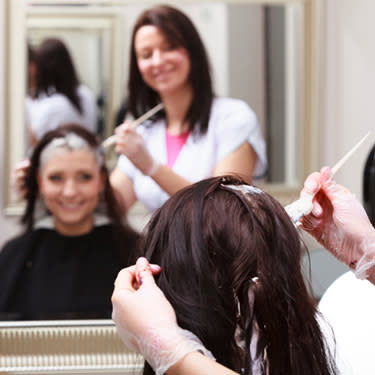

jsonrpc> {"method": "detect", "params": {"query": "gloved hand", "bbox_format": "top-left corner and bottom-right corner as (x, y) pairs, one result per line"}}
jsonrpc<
(112, 257), (215, 375)
(115, 122), (159, 176)
(11, 158), (31, 199)
(300, 167), (375, 282)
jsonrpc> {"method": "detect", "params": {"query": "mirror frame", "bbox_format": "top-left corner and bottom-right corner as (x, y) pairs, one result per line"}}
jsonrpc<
(3, 0), (321, 214)
(0, 319), (144, 374)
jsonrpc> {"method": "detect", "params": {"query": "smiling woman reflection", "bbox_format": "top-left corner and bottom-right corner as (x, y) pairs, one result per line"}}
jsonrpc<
(110, 5), (267, 214)
(0, 124), (138, 320)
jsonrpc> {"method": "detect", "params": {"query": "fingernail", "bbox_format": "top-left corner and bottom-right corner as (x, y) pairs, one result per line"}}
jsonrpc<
(305, 179), (317, 193)
(136, 257), (150, 285)
(137, 257), (148, 268)
(312, 204), (322, 216)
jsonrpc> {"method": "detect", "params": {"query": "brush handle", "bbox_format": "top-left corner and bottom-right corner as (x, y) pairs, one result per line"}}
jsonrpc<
(331, 132), (371, 175)
(286, 132), (371, 224)
(102, 103), (164, 149)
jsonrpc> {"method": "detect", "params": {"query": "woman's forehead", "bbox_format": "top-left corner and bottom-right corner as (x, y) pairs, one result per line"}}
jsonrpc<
(40, 149), (98, 172)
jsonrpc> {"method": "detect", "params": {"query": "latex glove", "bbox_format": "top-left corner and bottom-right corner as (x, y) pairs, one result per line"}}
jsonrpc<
(114, 122), (159, 176)
(112, 257), (215, 375)
(300, 166), (375, 282)
(11, 159), (31, 200)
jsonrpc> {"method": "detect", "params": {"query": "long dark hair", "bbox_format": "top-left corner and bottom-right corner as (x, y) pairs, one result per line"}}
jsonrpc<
(127, 5), (214, 135)
(34, 38), (82, 113)
(22, 124), (138, 264)
(141, 176), (337, 375)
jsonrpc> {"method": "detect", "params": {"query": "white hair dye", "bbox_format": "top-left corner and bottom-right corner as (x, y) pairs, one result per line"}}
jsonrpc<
(39, 133), (104, 169)
(223, 184), (263, 195)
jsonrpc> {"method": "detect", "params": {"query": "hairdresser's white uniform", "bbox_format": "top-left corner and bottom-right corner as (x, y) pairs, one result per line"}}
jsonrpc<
(318, 271), (375, 375)
(117, 97), (267, 213)
(25, 84), (97, 140)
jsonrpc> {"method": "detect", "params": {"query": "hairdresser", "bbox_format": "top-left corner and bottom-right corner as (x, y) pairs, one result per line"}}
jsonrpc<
(110, 5), (266, 213)
(300, 166), (375, 284)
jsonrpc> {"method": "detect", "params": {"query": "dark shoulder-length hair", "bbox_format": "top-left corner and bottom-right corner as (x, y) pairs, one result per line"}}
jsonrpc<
(141, 176), (337, 375)
(22, 124), (138, 264)
(127, 5), (214, 135)
(34, 38), (82, 113)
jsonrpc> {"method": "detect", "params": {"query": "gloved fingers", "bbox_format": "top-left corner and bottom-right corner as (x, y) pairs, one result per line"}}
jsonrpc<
(113, 265), (138, 292)
(320, 166), (351, 199)
(15, 158), (31, 170)
(301, 171), (321, 197)
(300, 213), (323, 233)
(11, 158), (31, 199)
(135, 257), (161, 287)
(115, 128), (143, 152)
(115, 120), (132, 133)
(311, 197), (323, 217)
(114, 261), (162, 291)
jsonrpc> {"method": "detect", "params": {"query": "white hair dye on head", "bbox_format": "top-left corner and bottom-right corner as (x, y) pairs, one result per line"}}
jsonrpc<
(222, 184), (263, 195)
(39, 133), (104, 169)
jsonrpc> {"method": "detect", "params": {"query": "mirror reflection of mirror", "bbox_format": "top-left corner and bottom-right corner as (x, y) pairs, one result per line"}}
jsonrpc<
(26, 15), (113, 141)
(24, 1), (303, 186)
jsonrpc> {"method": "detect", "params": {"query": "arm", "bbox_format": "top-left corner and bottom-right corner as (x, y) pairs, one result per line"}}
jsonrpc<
(110, 167), (137, 213)
(213, 142), (257, 184)
(114, 122), (258, 197)
(115, 142), (256, 197)
(168, 352), (238, 375)
(300, 166), (375, 283)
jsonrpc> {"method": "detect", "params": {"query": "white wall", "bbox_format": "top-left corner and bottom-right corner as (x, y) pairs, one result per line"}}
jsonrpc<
(320, 0), (375, 201)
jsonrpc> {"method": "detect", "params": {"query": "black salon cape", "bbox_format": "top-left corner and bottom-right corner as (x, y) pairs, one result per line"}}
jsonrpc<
(0, 225), (127, 320)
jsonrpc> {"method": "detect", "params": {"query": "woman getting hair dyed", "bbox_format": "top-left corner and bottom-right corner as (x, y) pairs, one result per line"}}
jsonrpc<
(133, 176), (337, 375)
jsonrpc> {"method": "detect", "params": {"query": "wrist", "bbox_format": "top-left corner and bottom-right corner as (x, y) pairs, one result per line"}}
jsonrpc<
(144, 159), (160, 177)
(354, 229), (375, 282)
(139, 325), (214, 375)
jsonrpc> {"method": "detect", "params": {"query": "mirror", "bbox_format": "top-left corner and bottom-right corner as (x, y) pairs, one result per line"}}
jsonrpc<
(2, 0), (320, 319)
(5, 0), (320, 216)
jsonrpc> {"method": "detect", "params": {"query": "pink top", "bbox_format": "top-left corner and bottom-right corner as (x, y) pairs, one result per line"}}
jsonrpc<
(165, 130), (190, 168)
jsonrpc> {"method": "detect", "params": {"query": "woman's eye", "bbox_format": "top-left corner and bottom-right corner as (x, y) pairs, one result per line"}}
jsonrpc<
(48, 175), (62, 182)
(163, 44), (175, 51)
(138, 50), (152, 59)
(78, 173), (93, 182)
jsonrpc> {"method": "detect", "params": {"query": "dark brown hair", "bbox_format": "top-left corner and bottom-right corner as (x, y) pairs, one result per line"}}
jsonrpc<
(35, 38), (82, 113)
(127, 5), (214, 135)
(141, 176), (337, 375)
(22, 124), (138, 264)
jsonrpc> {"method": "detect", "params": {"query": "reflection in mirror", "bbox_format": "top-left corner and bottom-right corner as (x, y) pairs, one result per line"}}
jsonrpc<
(23, 1), (303, 185)
(0, 124), (139, 321)
(26, 15), (113, 140)
(3, 0), (311, 321)
(5, 0), (312, 216)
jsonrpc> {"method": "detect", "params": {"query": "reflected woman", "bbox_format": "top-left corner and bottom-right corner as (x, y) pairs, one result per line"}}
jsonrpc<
(25, 38), (97, 147)
(110, 5), (267, 214)
(0, 124), (138, 320)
